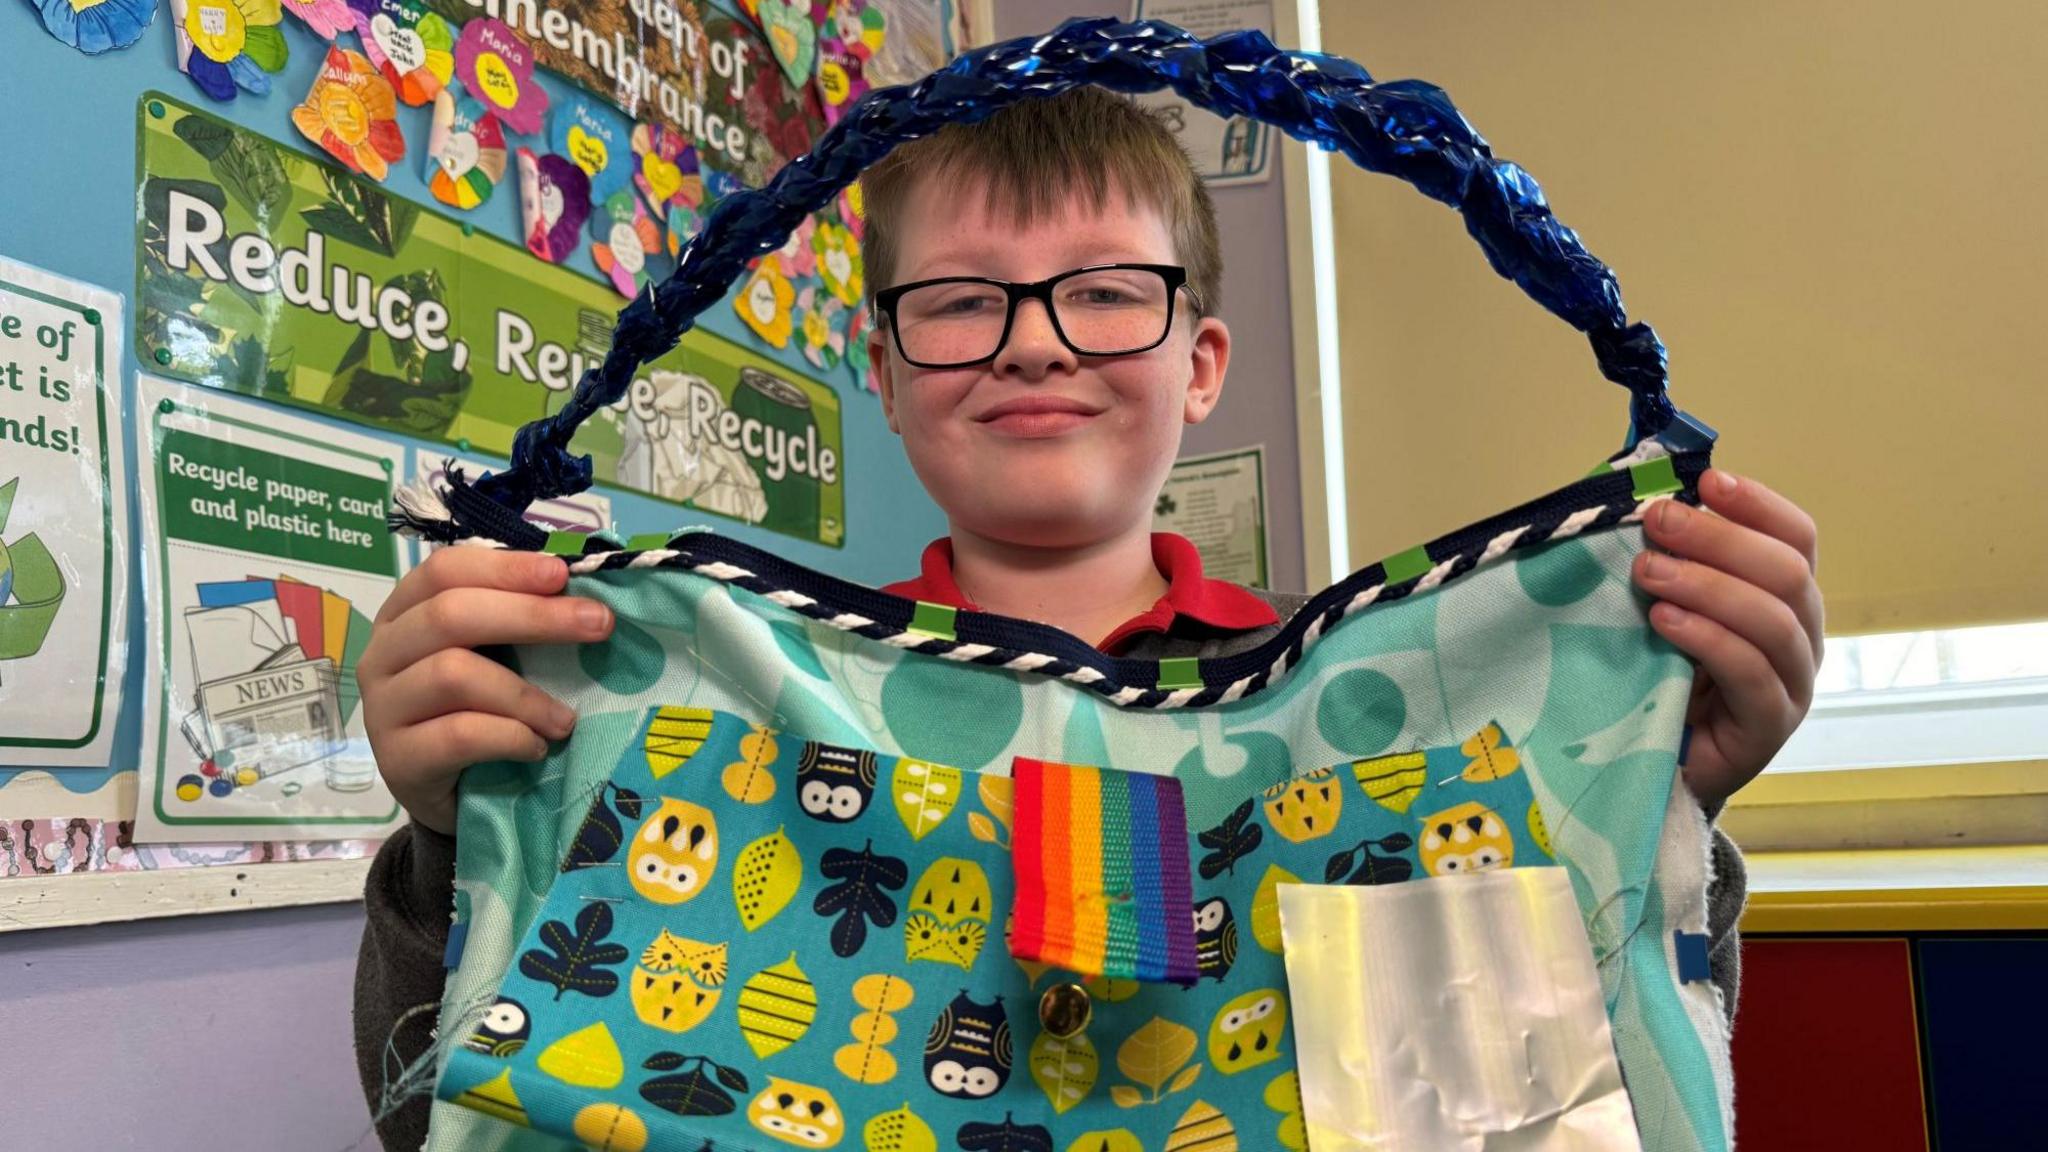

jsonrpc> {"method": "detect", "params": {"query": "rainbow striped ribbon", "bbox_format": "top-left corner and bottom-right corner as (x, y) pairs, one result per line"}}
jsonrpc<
(1009, 758), (1199, 985)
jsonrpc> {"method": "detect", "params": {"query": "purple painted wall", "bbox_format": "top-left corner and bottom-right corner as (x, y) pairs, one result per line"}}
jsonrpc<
(0, 904), (376, 1149)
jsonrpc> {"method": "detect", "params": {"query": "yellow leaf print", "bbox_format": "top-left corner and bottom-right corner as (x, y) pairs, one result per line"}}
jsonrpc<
(732, 827), (801, 932)
(1030, 1030), (1099, 1114)
(723, 725), (779, 802)
(1114, 1017), (1198, 1102)
(1461, 721), (1521, 781)
(1264, 1071), (1307, 1150)
(1165, 1099), (1238, 1152)
(1249, 864), (1298, 954)
(1109, 1085), (1144, 1110)
(736, 953), (817, 1059)
(536, 1022), (624, 1089)
(863, 1104), (938, 1152)
(835, 973), (914, 1085)
(893, 758), (962, 840)
(1353, 750), (1427, 813)
(645, 707), (714, 779)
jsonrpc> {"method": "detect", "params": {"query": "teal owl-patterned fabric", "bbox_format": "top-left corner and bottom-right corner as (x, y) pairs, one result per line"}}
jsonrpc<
(427, 502), (1735, 1152)
(436, 708), (1548, 1151)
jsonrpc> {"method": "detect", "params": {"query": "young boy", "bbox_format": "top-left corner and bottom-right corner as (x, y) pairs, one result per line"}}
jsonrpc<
(354, 88), (1823, 1149)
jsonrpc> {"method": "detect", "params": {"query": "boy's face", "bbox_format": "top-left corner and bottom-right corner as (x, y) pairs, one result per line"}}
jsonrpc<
(871, 178), (1230, 551)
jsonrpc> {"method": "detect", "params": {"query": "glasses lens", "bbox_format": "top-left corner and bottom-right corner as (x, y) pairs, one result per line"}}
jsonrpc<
(893, 280), (1011, 366)
(1053, 268), (1172, 355)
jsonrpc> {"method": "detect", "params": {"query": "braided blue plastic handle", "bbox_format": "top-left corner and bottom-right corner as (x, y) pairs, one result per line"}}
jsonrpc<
(473, 16), (1683, 517)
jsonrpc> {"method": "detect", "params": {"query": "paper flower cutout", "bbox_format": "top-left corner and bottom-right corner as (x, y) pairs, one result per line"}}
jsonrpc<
(172, 0), (288, 102)
(817, 0), (885, 122)
(590, 192), (674, 298)
(664, 202), (702, 261)
(280, 0), (352, 40)
(813, 218), (864, 307)
(30, 0), (156, 54)
(837, 183), (864, 242)
(291, 47), (406, 181)
(756, 0), (815, 89)
(517, 149), (591, 264)
(347, 0), (454, 106)
(552, 94), (632, 205)
(776, 216), (817, 279)
(455, 18), (548, 135)
(735, 256), (797, 348)
(630, 123), (703, 219)
(425, 82), (508, 210)
(847, 303), (874, 390)
(798, 285), (849, 371)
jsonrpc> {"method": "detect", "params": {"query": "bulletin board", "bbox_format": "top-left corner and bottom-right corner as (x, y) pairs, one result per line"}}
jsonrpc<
(0, 0), (972, 930)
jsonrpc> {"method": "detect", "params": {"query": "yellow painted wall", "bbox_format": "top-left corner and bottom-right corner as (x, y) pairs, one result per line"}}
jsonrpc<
(1322, 2), (2047, 634)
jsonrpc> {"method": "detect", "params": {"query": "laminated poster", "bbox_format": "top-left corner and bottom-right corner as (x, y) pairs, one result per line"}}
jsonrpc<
(1153, 445), (1269, 589)
(135, 375), (409, 842)
(1131, 0), (1275, 185)
(0, 258), (130, 769)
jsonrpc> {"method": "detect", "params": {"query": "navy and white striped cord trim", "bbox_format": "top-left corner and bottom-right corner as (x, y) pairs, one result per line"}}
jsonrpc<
(540, 491), (1681, 712)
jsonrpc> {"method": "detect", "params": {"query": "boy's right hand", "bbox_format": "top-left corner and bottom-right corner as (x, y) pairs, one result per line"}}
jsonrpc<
(358, 548), (615, 836)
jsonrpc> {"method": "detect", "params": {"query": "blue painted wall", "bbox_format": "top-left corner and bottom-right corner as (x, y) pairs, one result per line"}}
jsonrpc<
(0, 0), (946, 801)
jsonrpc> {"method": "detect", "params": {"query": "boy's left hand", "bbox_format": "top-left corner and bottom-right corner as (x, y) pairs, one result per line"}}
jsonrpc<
(1632, 469), (1824, 810)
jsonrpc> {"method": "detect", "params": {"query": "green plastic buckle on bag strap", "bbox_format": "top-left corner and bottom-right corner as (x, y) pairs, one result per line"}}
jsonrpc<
(908, 601), (958, 641)
(542, 531), (586, 556)
(1157, 656), (1203, 692)
(1629, 456), (1684, 501)
(1382, 545), (1433, 585)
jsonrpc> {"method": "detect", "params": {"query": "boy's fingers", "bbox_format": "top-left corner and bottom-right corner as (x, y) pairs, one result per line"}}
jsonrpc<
(1635, 553), (1816, 710)
(380, 713), (552, 835)
(1649, 602), (1800, 764)
(1645, 499), (1824, 661)
(1697, 470), (1820, 574)
(369, 588), (612, 675)
(373, 647), (577, 737)
(375, 548), (567, 626)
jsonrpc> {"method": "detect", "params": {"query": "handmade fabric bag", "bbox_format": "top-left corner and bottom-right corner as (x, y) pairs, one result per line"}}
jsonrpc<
(406, 18), (1732, 1152)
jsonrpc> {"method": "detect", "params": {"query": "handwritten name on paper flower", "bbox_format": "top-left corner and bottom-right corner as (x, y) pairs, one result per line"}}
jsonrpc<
(813, 218), (863, 307)
(455, 17), (549, 135)
(346, 0), (455, 106)
(426, 82), (509, 210)
(551, 93), (633, 206)
(590, 191), (672, 299)
(630, 123), (705, 220)
(735, 257), (796, 349)
(817, 0), (886, 123)
(171, 0), (288, 102)
(291, 47), (407, 182)
(30, 0), (156, 54)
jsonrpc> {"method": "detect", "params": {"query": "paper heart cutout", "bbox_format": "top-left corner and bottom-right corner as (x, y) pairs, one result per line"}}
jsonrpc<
(473, 50), (520, 112)
(746, 275), (780, 324)
(760, 0), (815, 88)
(566, 124), (609, 179)
(438, 129), (480, 178)
(607, 221), (646, 276)
(641, 151), (684, 207)
(824, 247), (853, 288)
(370, 13), (427, 74)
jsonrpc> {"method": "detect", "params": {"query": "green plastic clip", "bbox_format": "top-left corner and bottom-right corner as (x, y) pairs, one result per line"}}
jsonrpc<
(908, 600), (958, 640)
(1157, 656), (1203, 692)
(1629, 456), (1683, 500)
(1382, 545), (1432, 585)
(542, 531), (585, 556)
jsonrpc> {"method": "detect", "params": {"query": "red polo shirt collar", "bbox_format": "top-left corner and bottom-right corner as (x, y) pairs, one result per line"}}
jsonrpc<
(881, 533), (1278, 654)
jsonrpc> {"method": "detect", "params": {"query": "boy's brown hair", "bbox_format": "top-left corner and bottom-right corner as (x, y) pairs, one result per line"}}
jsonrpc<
(859, 87), (1222, 314)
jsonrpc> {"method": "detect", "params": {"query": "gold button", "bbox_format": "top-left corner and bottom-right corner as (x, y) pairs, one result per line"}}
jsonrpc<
(1038, 981), (1092, 1038)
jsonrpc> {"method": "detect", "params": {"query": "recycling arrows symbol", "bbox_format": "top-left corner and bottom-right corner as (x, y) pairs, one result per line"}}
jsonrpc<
(0, 477), (66, 663)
